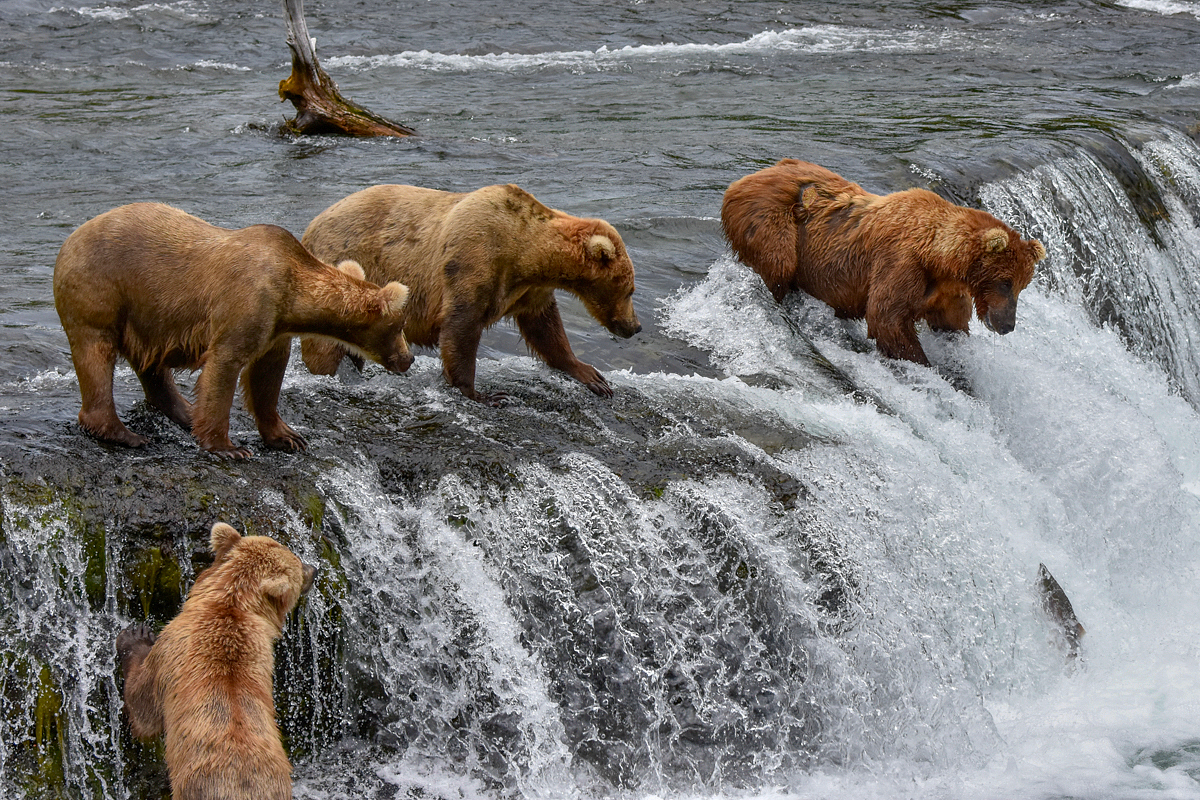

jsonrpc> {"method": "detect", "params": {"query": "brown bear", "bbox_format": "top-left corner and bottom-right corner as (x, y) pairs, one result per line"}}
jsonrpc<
(721, 159), (1047, 365)
(53, 202), (414, 458)
(298, 183), (641, 404)
(115, 522), (317, 800)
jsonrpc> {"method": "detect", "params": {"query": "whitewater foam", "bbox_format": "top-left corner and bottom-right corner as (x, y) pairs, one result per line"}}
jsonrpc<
(660, 250), (1200, 798)
(323, 25), (976, 74)
(1116, 0), (1200, 19)
(51, 1), (210, 22)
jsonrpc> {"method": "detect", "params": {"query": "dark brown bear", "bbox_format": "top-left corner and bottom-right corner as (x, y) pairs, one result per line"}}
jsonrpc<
(299, 183), (641, 404)
(721, 159), (1047, 365)
(53, 202), (413, 458)
(115, 523), (317, 800)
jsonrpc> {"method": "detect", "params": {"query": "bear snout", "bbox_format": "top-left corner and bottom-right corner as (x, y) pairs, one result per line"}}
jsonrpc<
(983, 301), (1017, 335)
(607, 316), (642, 339)
(383, 348), (415, 374)
(301, 563), (318, 595)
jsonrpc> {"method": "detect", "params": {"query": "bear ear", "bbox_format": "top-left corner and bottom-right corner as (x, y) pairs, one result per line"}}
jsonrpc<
(982, 227), (1009, 253)
(336, 260), (367, 281)
(210, 522), (241, 560)
(586, 234), (616, 263)
(379, 281), (410, 316)
(1031, 239), (1047, 261)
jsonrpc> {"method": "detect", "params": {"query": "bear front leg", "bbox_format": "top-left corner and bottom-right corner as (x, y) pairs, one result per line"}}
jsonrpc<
(68, 331), (149, 447)
(515, 300), (613, 398)
(923, 290), (972, 334)
(115, 622), (163, 739)
(440, 300), (506, 406)
(866, 263), (931, 366)
(244, 337), (307, 453)
(867, 314), (930, 366)
(191, 349), (253, 459)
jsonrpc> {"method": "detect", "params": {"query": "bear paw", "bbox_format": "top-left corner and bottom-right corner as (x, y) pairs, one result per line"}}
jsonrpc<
(584, 378), (614, 398)
(115, 622), (157, 672)
(262, 424), (308, 453)
(575, 365), (613, 398)
(204, 444), (253, 460)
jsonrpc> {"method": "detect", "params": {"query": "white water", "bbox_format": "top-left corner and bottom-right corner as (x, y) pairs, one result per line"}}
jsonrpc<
(979, 127), (1200, 407)
(321, 25), (983, 74)
(274, 237), (1200, 798)
(660, 260), (1200, 797)
(1116, 0), (1200, 20)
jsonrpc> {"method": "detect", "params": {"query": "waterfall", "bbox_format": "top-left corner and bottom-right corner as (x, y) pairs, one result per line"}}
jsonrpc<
(979, 127), (1200, 405)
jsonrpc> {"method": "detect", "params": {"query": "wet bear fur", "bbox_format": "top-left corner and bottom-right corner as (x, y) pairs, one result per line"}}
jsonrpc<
(115, 523), (318, 800)
(721, 159), (1047, 365)
(299, 183), (641, 403)
(53, 202), (412, 458)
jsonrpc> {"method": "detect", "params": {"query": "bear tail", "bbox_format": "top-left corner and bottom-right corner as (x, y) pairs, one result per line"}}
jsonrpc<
(721, 171), (801, 302)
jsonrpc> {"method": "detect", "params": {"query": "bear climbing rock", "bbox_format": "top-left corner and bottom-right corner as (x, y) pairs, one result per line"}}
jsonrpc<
(721, 159), (1047, 366)
(115, 523), (317, 800)
(299, 183), (641, 404)
(53, 202), (413, 458)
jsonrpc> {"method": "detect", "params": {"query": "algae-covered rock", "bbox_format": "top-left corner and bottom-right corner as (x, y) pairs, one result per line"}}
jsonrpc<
(1, 365), (831, 798)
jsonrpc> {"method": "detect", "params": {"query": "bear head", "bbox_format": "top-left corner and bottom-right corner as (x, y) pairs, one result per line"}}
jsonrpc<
(197, 522), (318, 630)
(313, 260), (413, 375)
(965, 225), (1046, 335)
(561, 219), (641, 339)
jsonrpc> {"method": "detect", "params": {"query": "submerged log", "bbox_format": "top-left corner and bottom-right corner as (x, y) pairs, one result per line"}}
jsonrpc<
(277, 0), (415, 137)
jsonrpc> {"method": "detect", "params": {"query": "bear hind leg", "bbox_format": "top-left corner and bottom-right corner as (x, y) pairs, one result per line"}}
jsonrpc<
(244, 338), (307, 453)
(70, 332), (149, 447)
(136, 365), (193, 430)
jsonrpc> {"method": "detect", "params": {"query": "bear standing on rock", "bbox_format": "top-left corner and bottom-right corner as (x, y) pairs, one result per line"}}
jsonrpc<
(299, 183), (641, 404)
(53, 203), (413, 458)
(721, 159), (1047, 365)
(115, 523), (317, 800)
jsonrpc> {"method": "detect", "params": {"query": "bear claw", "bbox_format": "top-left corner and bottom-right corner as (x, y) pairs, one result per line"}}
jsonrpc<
(207, 445), (253, 460)
(116, 622), (157, 670)
(264, 431), (308, 452)
(479, 391), (510, 407)
(586, 380), (614, 398)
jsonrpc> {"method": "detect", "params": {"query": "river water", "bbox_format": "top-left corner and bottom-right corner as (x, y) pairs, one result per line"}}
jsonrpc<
(2, 1), (1200, 798)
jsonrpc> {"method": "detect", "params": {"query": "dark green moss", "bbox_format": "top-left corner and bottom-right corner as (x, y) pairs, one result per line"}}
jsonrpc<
(127, 547), (184, 623)
(33, 666), (66, 789)
(81, 522), (108, 613)
(301, 493), (325, 531)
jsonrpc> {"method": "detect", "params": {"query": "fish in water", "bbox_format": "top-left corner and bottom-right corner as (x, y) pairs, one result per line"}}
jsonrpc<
(1038, 563), (1086, 664)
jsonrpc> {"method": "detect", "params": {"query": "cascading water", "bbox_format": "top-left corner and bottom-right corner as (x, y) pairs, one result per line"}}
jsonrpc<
(979, 127), (1200, 405)
(5, 127), (1200, 799)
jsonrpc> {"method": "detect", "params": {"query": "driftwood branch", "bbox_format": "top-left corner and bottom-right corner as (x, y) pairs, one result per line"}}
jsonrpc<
(277, 0), (415, 137)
